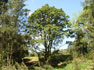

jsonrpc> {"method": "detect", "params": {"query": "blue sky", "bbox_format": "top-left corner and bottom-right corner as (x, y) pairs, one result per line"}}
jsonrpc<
(25, 0), (84, 19)
(25, 0), (84, 49)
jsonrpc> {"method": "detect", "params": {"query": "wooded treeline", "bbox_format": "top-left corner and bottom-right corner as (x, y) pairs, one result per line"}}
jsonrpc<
(0, 0), (29, 66)
(0, 0), (94, 70)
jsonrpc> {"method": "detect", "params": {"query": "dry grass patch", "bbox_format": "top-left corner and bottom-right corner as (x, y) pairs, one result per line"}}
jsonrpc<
(23, 57), (39, 63)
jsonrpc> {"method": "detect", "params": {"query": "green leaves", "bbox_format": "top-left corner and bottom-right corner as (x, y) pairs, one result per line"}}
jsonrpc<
(28, 4), (69, 61)
(28, 4), (69, 45)
(70, 0), (94, 55)
(0, 0), (29, 64)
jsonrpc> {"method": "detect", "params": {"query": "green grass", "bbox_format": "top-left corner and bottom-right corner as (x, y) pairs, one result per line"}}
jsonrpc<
(55, 62), (94, 70)
(24, 57), (94, 70)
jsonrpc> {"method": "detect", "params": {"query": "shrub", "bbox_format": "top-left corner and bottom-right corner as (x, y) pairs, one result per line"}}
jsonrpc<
(1, 65), (16, 70)
(34, 67), (44, 70)
(74, 61), (80, 70)
(15, 62), (28, 70)
(85, 65), (94, 70)
(85, 50), (94, 60)
(1, 62), (28, 70)
(49, 52), (73, 67)
(43, 65), (54, 70)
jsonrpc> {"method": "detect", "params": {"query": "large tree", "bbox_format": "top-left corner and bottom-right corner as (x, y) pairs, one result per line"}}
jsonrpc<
(28, 4), (69, 63)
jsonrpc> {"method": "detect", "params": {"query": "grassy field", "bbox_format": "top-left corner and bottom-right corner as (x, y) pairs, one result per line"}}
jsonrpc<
(55, 61), (94, 70)
(24, 57), (94, 70)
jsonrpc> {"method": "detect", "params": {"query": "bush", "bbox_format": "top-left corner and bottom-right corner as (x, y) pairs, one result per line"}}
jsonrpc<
(34, 67), (44, 70)
(1, 65), (16, 70)
(49, 52), (73, 67)
(34, 65), (54, 70)
(1, 62), (28, 70)
(15, 62), (28, 70)
(43, 65), (54, 70)
(74, 61), (80, 70)
(85, 50), (94, 60)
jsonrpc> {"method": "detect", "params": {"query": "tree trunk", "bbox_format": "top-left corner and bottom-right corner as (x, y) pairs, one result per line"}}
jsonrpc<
(44, 40), (48, 62)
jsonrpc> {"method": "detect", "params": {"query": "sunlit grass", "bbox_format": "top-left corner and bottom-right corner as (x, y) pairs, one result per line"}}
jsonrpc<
(55, 62), (94, 70)
(24, 57), (39, 63)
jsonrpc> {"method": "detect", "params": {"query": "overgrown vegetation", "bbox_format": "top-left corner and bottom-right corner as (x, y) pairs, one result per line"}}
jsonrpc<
(0, 0), (94, 70)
